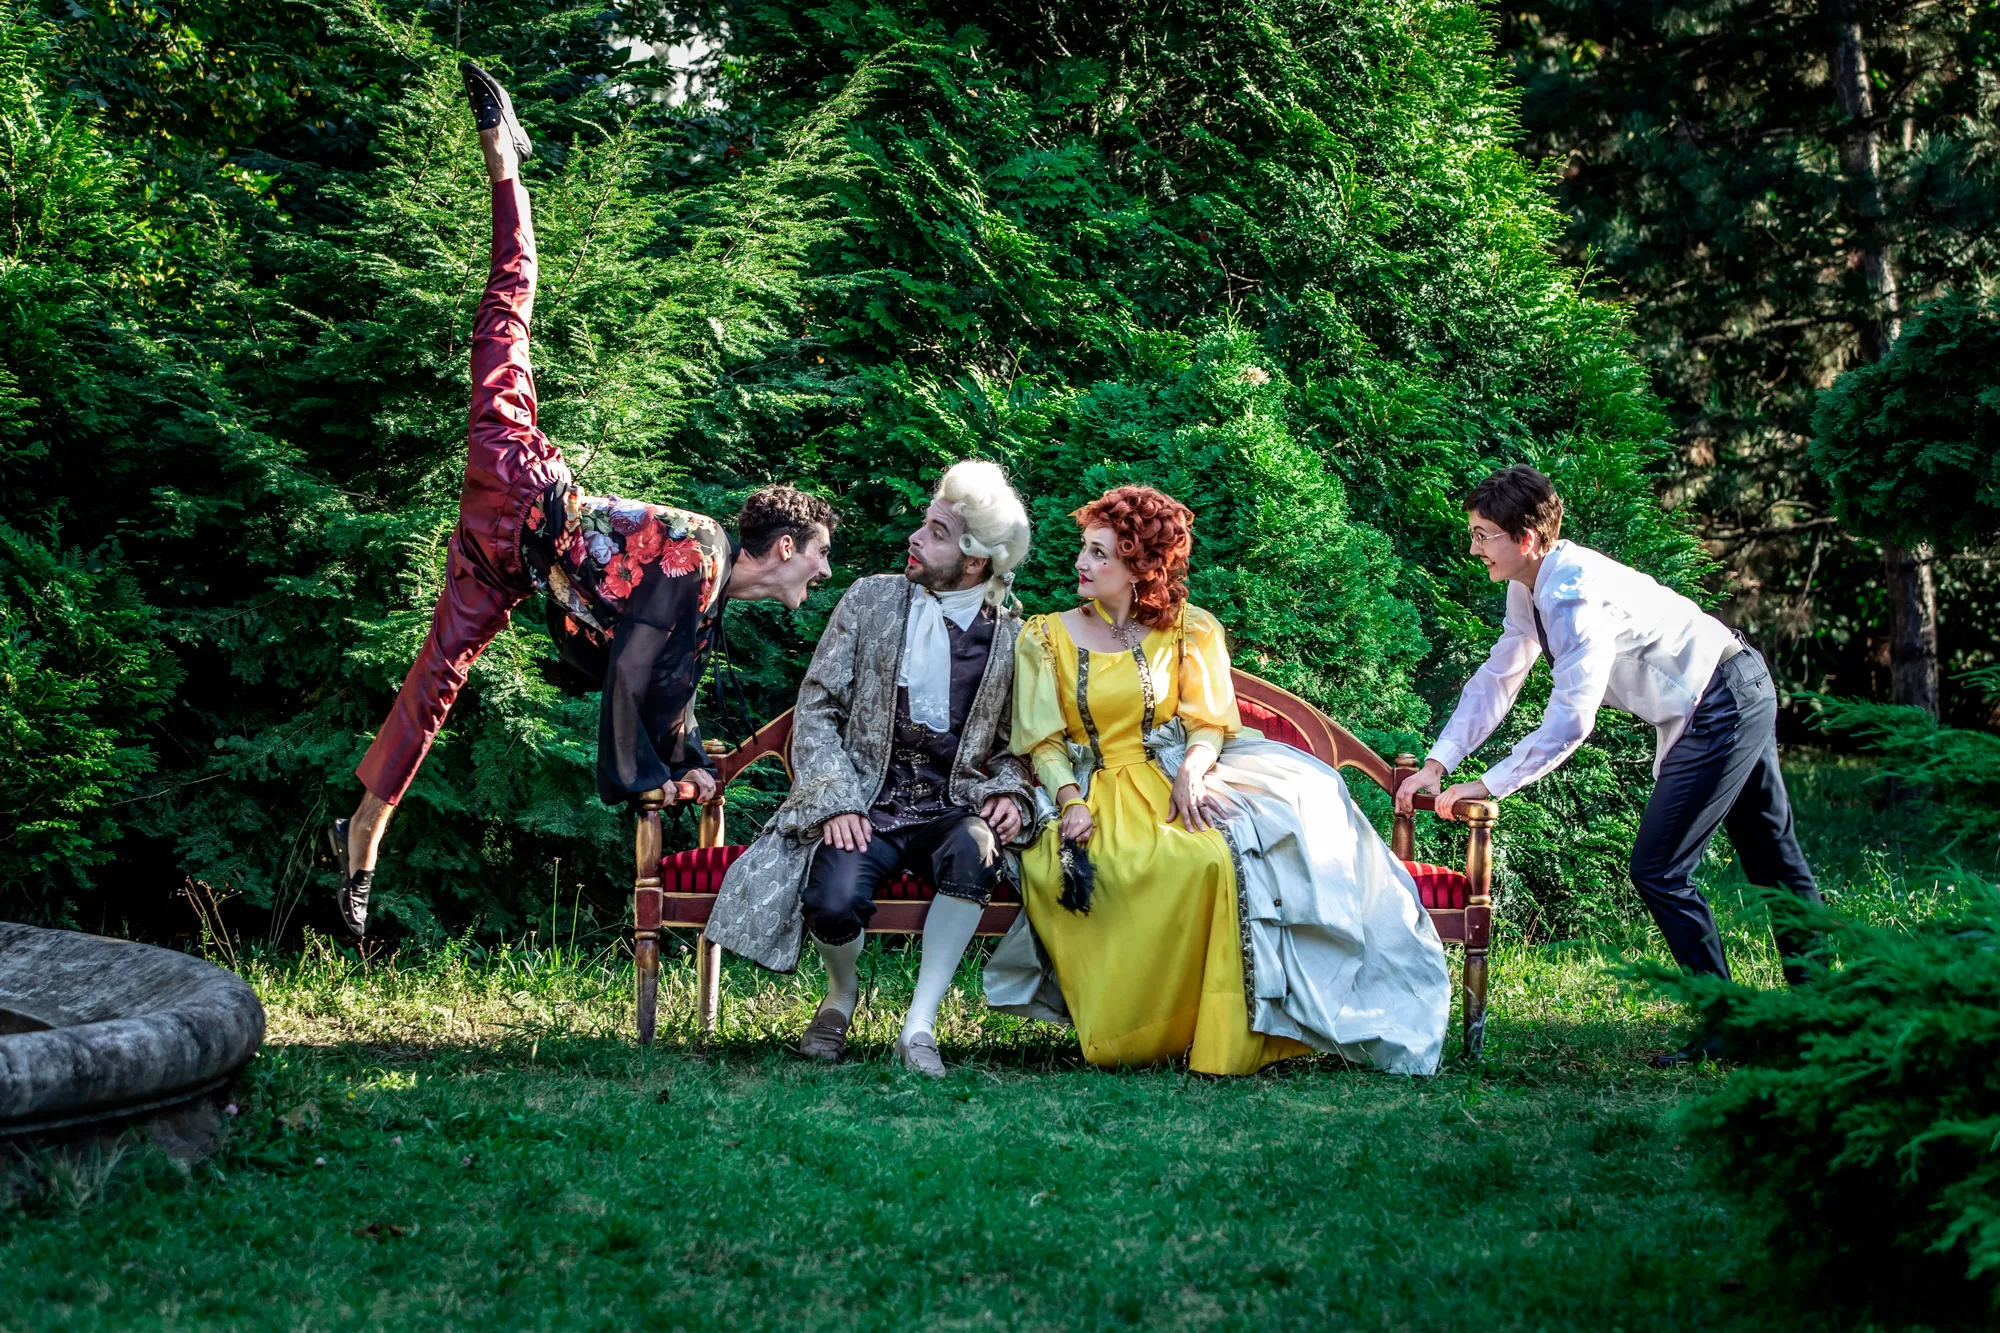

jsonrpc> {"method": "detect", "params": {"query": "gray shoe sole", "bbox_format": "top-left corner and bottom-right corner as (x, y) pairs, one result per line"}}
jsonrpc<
(460, 61), (534, 160)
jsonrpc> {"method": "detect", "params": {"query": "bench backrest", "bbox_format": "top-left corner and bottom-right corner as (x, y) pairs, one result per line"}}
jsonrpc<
(715, 668), (1403, 799)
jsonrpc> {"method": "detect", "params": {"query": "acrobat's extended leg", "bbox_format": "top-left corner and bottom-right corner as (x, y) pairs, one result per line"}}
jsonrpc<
(335, 67), (565, 941)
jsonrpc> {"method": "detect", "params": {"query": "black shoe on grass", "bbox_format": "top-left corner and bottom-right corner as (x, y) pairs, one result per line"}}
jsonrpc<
(1648, 1033), (1726, 1069)
(460, 61), (532, 161)
(328, 818), (372, 944)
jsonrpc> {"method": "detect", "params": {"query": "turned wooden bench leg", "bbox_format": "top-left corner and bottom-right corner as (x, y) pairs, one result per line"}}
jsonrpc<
(695, 933), (721, 1039)
(634, 789), (667, 1047)
(1462, 800), (1496, 1062)
(695, 796), (726, 1042)
(1391, 753), (1418, 862)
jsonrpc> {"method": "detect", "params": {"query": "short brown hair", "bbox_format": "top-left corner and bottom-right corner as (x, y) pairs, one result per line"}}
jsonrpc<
(735, 485), (837, 558)
(1074, 486), (1195, 629)
(1466, 465), (1563, 551)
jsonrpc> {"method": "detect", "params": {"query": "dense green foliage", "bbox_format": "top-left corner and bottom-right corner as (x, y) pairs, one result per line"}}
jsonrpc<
(0, 526), (180, 919)
(1813, 293), (2000, 554)
(1502, 0), (2000, 701)
(1804, 664), (2000, 867)
(1, 0), (1701, 940)
(1666, 886), (2000, 1316)
(1666, 693), (2000, 1317)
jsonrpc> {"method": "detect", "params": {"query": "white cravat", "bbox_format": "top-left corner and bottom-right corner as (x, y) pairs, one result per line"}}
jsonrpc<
(899, 584), (987, 732)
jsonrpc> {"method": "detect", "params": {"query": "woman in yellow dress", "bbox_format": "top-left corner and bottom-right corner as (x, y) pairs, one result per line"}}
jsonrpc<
(1008, 485), (1315, 1075)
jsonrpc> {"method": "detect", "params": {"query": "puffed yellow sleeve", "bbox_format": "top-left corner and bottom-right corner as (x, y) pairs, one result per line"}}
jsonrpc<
(1011, 616), (1078, 795)
(1177, 605), (1241, 757)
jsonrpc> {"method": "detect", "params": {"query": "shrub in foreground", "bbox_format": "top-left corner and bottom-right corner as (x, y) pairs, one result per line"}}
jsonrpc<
(1663, 886), (2000, 1316)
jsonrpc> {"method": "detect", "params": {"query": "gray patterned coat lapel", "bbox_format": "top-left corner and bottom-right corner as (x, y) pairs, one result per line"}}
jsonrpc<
(704, 574), (1041, 972)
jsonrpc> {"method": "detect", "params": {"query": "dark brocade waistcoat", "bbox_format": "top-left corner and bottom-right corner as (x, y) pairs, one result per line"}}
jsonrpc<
(868, 606), (998, 833)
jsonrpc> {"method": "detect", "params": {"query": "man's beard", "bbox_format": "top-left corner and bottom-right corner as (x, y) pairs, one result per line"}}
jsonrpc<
(906, 549), (972, 592)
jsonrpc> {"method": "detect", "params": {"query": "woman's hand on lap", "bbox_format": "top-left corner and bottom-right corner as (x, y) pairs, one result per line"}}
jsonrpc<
(1173, 762), (1216, 832)
(1056, 785), (1093, 844)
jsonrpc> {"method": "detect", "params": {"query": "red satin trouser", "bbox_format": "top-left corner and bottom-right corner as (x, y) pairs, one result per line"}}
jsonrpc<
(355, 179), (571, 804)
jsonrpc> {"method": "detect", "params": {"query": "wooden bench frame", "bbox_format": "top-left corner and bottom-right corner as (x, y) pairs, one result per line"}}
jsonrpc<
(632, 670), (1498, 1059)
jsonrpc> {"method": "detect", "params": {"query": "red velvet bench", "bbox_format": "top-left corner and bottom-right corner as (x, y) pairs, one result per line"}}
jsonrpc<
(631, 671), (1499, 1059)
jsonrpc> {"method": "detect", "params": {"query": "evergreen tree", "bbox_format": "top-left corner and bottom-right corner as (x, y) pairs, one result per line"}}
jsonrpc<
(6, 0), (1706, 943)
(700, 0), (1710, 933)
(1502, 0), (2000, 717)
(0, 9), (183, 919)
(1813, 292), (2000, 555)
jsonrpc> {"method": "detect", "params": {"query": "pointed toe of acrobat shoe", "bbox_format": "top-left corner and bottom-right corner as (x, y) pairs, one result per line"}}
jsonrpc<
(459, 60), (534, 160)
(332, 879), (369, 944)
(327, 820), (370, 944)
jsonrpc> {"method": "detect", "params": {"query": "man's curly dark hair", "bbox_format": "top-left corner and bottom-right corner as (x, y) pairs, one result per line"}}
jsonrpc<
(735, 485), (838, 558)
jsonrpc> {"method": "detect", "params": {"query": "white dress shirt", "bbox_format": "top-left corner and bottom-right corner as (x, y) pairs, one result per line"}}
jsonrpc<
(1426, 540), (1742, 799)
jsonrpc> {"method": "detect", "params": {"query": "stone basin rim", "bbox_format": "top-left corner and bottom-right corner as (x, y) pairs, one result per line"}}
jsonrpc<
(2, 1074), (232, 1138)
(0, 921), (265, 1134)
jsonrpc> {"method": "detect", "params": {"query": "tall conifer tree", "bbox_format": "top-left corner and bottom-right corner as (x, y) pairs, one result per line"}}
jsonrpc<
(1502, 0), (2000, 714)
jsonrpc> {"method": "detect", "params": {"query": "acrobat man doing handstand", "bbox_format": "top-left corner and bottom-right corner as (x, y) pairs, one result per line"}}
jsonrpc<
(330, 64), (837, 940)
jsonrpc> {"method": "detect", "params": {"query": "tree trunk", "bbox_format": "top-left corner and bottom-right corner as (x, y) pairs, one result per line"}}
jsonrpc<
(1884, 540), (1939, 715)
(1825, 1), (1938, 715)
(1826, 5), (1901, 356)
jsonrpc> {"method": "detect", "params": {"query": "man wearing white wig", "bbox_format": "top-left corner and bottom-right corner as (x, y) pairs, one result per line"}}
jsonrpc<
(704, 461), (1040, 1075)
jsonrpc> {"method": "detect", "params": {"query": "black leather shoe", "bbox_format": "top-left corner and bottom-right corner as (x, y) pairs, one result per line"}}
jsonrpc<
(1649, 1034), (1726, 1069)
(328, 819), (371, 943)
(460, 61), (532, 161)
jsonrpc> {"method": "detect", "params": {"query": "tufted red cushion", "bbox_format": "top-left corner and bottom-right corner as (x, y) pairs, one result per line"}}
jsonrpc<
(1237, 696), (1312, 753)
(1401, 861), (1468, 911)
(657, 845), (745, 894)
(660, 845), (1020, 904)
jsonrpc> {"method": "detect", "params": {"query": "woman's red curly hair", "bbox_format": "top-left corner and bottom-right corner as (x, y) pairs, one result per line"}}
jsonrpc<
(1075, 486), (1195, 630)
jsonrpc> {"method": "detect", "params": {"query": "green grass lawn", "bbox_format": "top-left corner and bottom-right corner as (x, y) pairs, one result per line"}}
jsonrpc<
(1, 758), (1970, 1332)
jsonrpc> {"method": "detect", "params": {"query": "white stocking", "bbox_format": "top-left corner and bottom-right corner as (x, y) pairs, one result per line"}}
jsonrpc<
(813, 932), (864, 1019)
(903, 894), (984, 1041)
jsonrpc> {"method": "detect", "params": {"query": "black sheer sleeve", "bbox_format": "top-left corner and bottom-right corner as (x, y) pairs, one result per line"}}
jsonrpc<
(595, 562), (707, 806)
(675, 693), (715, 779)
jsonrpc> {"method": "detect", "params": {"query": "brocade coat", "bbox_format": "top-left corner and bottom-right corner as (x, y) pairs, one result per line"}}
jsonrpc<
(704, 575), (1040, 971)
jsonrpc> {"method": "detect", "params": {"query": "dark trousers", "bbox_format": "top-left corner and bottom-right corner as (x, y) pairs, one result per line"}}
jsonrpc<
(803, 812), (1001, 946)
(1630, 647), (1823, 980)
(356, 180), (571, 804)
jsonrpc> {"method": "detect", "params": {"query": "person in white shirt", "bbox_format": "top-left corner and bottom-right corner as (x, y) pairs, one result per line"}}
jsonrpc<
(1395, 466), (1822, 1066)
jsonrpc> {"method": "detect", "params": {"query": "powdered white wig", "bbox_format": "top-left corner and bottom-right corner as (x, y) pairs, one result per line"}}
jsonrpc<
(935, 460), (1032, 608)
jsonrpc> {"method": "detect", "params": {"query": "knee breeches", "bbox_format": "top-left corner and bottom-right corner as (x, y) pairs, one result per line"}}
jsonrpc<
(802, 813), (1001, 946)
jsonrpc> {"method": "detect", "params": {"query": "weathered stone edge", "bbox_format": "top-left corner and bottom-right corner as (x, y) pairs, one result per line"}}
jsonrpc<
(0, 923), (266, 1126)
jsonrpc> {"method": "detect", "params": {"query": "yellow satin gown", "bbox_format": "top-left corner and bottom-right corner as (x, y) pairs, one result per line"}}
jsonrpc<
(1013, 604), (1311, 1075)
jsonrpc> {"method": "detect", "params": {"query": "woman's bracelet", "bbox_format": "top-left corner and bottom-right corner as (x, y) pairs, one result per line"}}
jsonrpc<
(1060, 797), (1090, 815)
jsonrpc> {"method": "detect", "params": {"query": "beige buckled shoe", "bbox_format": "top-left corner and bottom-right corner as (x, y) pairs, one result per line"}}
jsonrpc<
(895, 1030), (947, 1078)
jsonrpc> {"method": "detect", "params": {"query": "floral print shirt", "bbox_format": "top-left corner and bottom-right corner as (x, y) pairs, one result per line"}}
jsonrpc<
(522, 484), (734, 806)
